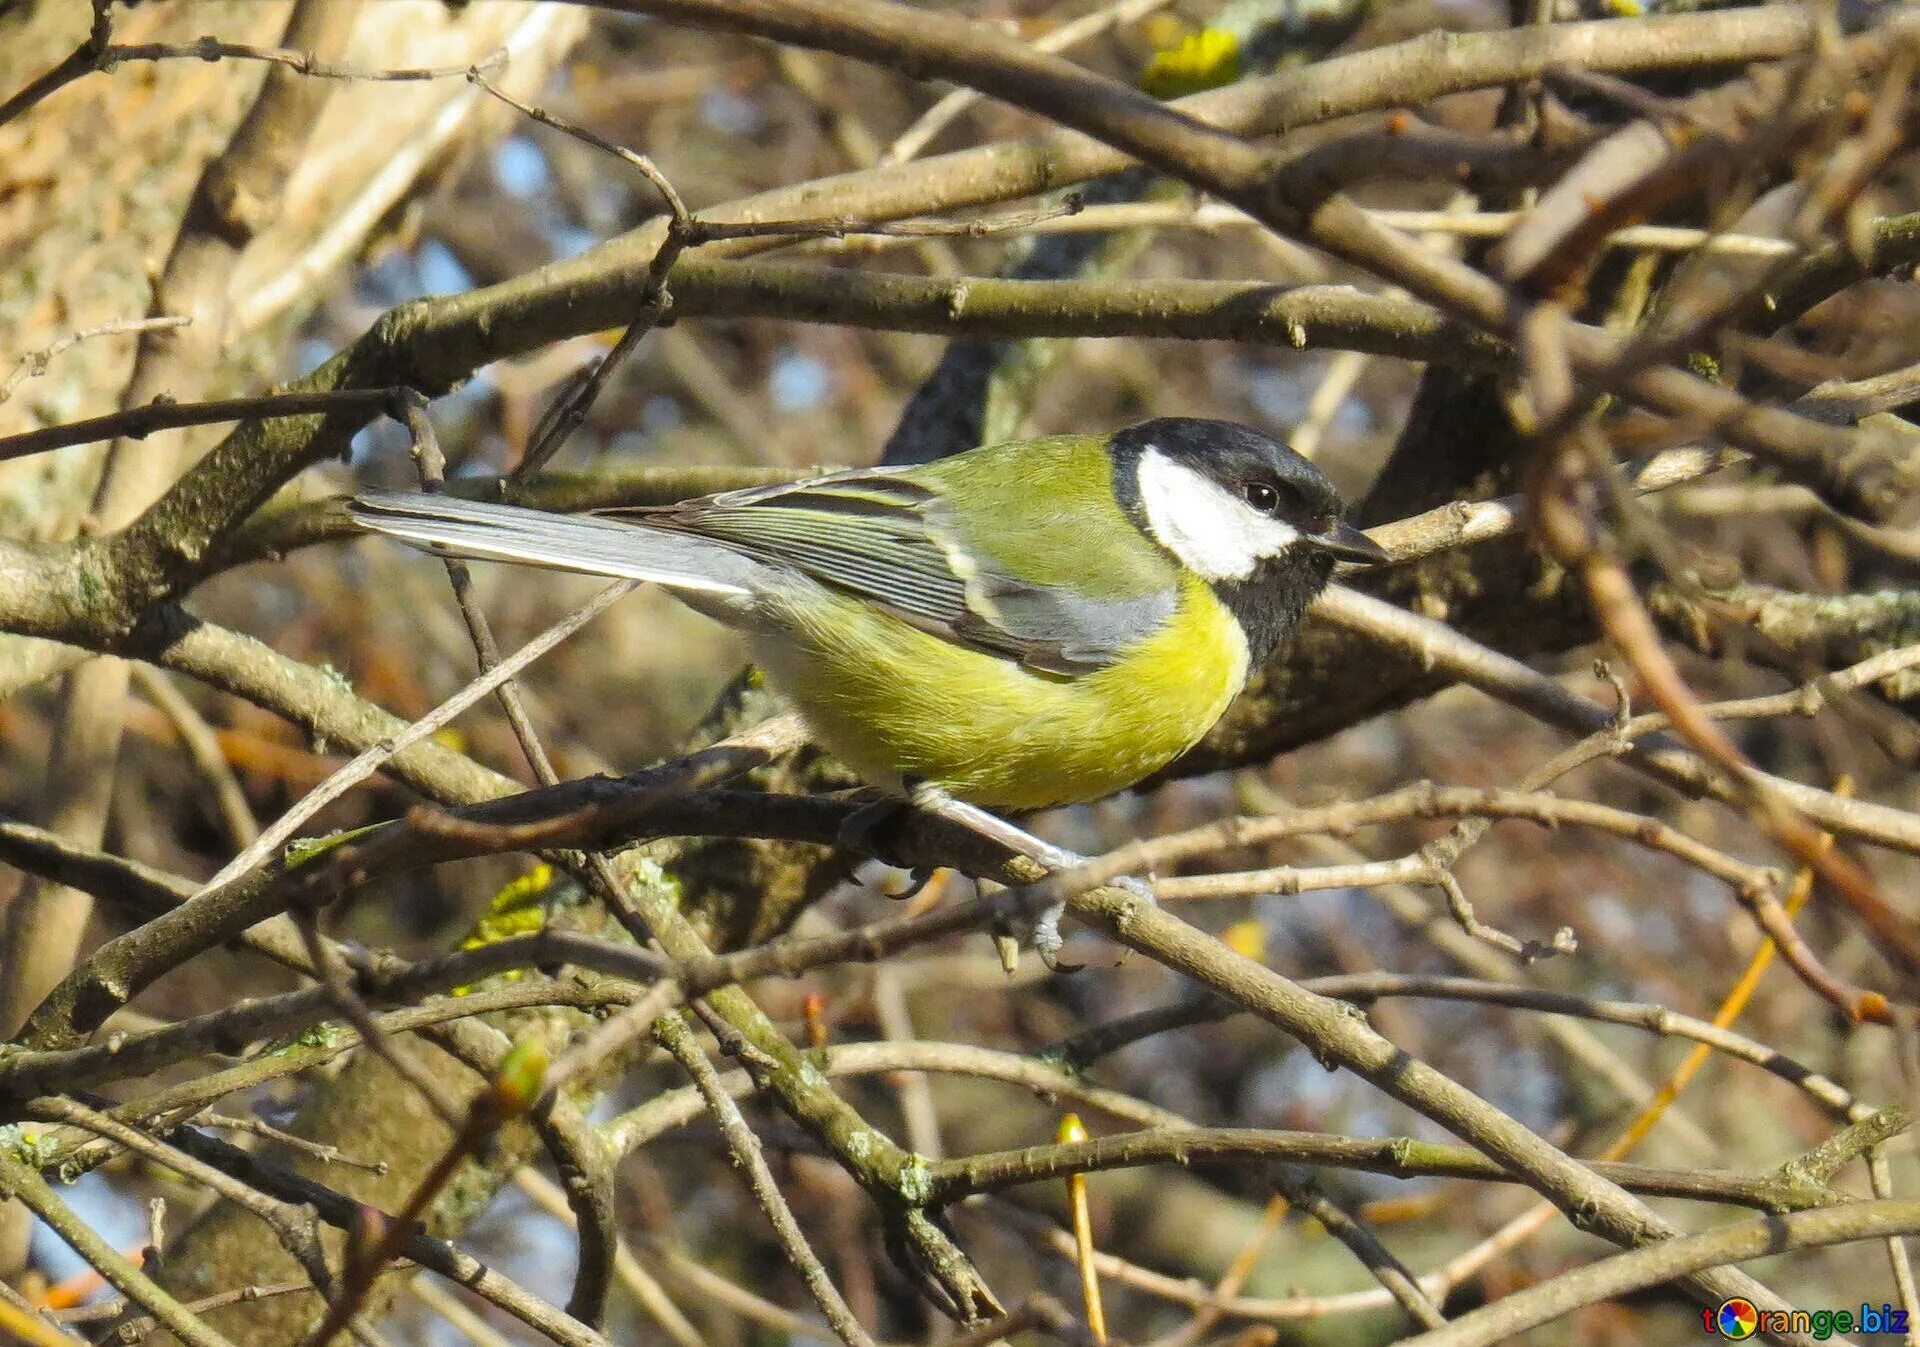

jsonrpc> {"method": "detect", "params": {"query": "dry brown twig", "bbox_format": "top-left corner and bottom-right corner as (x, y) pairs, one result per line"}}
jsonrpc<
(11, 2), (1920, 1343)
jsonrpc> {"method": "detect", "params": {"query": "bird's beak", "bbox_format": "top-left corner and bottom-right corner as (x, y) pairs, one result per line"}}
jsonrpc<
(1314, 519), (1390, 566)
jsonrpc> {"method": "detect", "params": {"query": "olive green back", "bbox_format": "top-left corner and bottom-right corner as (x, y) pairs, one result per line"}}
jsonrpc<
(910, 435), (1177, 602)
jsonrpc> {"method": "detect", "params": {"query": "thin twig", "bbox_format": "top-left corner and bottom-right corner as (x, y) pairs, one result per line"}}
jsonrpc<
(1403, 1199), (1920, 1347)
(198, 1114), (388, 1174)
(878, 0), (1177, 165)
(0, 1150), (239, 1347)
(0, 317), (192, 405)
(25, 1097), (337, 1296)
(0, 388), (403, 463)
(189, 579), (631, 902)
(654, 1013), (880, 1346)
(130, 666), (259, 850)
(511, 1168), (710, 1347)
(0, 35), (506, 129)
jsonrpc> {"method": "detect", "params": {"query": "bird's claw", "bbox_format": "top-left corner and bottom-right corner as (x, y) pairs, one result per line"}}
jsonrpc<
(986, 863), (1157, 974)
(991, 899), (1083, 974)
(1029, 900), (1083, 972)
(898, 784), (1152, 973)
(1029, 874), (1149, 971)
(880, 865), (939, 902)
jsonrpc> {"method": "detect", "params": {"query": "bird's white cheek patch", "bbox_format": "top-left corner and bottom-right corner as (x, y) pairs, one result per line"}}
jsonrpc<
(1137, 447), (1300, 581)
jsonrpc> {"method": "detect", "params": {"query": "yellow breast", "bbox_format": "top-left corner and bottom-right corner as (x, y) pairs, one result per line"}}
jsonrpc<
(752, 573), (1248, 809)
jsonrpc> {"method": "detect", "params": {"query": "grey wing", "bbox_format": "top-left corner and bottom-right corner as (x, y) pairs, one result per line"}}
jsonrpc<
(957, 570), (1176, 674)
(603, 470), (1175, 674)
(618, 472), (969, 637)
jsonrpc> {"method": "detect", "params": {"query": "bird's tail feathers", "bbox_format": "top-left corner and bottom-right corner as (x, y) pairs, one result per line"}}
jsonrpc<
(347, 488), (763, 599)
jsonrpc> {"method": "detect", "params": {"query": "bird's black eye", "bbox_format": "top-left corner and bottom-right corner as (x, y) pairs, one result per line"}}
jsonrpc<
(1243, 481), (1281, 515)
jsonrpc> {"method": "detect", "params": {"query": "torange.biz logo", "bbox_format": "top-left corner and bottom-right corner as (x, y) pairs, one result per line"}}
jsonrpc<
(1706, 1297), (1910, 1339)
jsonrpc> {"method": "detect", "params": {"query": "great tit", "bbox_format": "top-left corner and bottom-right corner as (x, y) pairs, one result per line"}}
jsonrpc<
(349, 417), (1386, 810)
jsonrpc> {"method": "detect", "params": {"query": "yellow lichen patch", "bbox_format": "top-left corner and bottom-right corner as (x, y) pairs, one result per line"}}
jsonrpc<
(1142, 28), (1241, 99)
(453, 863), (561, 995)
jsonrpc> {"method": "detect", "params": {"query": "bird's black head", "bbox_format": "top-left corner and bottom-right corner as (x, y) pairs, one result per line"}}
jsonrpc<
(1110, 418), (1387, 664)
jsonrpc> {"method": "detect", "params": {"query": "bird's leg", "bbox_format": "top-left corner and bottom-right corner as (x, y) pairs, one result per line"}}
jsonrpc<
(907, 785), (1084, 872)
(907, 785), (1156, 970)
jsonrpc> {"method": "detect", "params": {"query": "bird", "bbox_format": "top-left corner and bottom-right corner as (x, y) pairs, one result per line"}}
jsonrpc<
(348, 417), (1385, 876)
